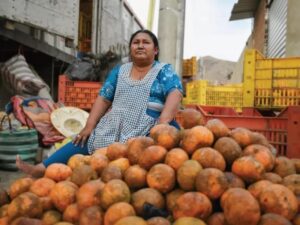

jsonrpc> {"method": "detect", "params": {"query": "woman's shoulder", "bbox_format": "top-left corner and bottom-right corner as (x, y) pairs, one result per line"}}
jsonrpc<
(155, 61), (177, 77)
(154, 60), (171, 68)
(154, 61), (183, 90)
(104, 64), (122, 83)
(107, 63), (125, 77)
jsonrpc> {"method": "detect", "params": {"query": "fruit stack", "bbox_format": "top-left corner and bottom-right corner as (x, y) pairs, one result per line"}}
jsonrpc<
(0, 108), (299, 225)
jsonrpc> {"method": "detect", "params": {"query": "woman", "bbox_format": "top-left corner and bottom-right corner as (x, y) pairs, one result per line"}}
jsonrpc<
(16, 29), (183, 177)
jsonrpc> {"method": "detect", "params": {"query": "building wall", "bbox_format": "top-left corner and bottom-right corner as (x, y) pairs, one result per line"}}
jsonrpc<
(267, 0), (288, 57)
(0, 0), (79, 40)
(93, 0), (144, 55)
(285, 0), (300, 56)
(252, 0), (266, 53)
(231, 0), (266, 83)
(0, 0), (78, 58)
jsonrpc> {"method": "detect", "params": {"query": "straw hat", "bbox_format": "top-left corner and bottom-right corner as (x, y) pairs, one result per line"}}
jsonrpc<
(51, 107), (89, 137)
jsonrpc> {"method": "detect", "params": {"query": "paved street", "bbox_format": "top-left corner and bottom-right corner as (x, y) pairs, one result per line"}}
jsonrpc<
(0, 169), (25, 190)
(0, 148), (52, 190)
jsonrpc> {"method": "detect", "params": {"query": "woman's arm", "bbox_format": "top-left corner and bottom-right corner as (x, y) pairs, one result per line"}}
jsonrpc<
(158, 89), (183, 124)
(73, 95), (112, 146)
(85, 95), (112, 129)
(73, 64), (120, 146)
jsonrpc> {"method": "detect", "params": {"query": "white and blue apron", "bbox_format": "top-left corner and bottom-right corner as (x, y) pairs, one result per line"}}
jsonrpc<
(87, 62), (166, 153)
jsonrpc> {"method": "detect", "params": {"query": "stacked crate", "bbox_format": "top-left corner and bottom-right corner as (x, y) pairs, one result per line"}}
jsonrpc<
(243, 49), (300, 109)
(206, 84), (244, 111)
(184, 80), (244, 111)
(184, 49), (300, 110)
(185, 80), (207, 104)
(58, 75), (102, 110)
(182, 56), (197, 77)
(181, 56), (198, 98)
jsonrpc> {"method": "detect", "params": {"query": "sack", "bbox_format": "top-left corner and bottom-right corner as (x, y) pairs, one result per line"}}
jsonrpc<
(0, 54), (47, 96)
(0, 114), (39, 171)
(6, 96), (65, 146)
(64, 58), (97, 81)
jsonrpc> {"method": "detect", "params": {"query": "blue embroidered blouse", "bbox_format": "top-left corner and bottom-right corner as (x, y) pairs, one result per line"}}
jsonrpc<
(99, 61), (183, 112)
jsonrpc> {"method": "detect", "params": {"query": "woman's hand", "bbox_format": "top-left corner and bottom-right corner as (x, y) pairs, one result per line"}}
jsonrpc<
(73, 126), (93, 147)
(157, 116), (172, 124)
(72, 96), (112, 148)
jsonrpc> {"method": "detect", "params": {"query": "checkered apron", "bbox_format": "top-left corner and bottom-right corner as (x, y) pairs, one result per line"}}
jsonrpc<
(87, 62), (165, 153)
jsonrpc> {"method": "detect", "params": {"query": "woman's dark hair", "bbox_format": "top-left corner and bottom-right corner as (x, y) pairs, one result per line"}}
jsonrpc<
(129, 29), (159, 60)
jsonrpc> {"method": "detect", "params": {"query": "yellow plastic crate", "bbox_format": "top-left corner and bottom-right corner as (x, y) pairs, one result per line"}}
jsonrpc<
(206, 84), (243, 111)
(182, 57), (198, 77)
(185, 80), (243, 111)
(181, 97), (189, 105)
(255, 88), (300, 108)
(243, 49), (300, 108)
(185, 80), (207, 104)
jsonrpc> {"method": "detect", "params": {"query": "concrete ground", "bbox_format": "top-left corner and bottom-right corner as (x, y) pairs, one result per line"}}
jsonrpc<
(0, 147), (53, 190)
(0, 170), (26, 190)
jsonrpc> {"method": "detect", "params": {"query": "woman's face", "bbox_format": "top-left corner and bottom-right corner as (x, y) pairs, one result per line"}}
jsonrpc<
(130, 32), (158, 63)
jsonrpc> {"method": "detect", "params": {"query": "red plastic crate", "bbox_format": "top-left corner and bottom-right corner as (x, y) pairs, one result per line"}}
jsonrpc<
(176, 105), (300, 158)
(58, 75), (102, 110)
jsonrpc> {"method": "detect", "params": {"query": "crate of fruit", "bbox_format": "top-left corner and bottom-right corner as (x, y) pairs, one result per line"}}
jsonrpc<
(176, 105), (300, 158)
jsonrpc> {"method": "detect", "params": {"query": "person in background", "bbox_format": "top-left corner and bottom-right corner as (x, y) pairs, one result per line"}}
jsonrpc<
(16, 29), (183, 177)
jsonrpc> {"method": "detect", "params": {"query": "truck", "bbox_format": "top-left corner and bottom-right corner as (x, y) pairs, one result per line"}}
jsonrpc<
(0, 0), (144, 107)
